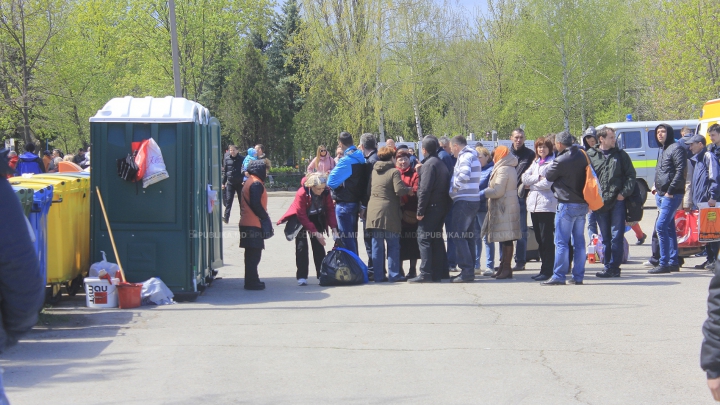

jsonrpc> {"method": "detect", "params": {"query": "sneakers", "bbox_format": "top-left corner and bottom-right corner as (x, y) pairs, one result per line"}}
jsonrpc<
(696, 260), (710, 269)
(222, 217), (229, 224)
(451, 275), (474, 283)
(648, 265), (672, 274)
(449, 266), (460, 273)
(482, 269), (494, 276)
(596, 269), (620, 278)
(541, 278), (566, 285)
(474, 267), (483, 275)
(511, 263), (526, 271)
(636, 233), (647, 245)
(298, 278), (307, 286)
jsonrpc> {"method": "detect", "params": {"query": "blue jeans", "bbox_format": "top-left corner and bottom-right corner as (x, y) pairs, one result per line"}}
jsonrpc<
(475, 211), (495, 269)
(587, 211), (598, 240)
(655, 194), (683, 266)
(596, 200), (625, 271)
(552, 203), (588, 282)
(451, 200), (481, 279)
(445, 204), (456, 268)
(335, 202), (359, 254)
(371, 230), (401, 281)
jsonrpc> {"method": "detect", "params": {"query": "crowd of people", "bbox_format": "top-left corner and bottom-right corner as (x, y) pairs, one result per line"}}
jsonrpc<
(219, 123), (720, 291)
(4, 144), (90, 179)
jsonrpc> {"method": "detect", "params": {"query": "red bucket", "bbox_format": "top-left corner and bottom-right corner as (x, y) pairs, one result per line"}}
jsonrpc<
(117, 283), (142, 309)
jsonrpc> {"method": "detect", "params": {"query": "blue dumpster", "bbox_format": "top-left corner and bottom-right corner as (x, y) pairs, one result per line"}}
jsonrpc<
(23, 184), (53, 285)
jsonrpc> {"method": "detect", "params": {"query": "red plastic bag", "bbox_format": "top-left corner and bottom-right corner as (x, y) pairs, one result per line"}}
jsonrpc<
(676, 210), (702, 248)
(132, 140), (150, 181)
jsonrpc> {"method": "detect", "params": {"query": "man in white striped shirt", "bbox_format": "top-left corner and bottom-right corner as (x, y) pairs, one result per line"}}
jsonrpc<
(449, 135), (482, 282)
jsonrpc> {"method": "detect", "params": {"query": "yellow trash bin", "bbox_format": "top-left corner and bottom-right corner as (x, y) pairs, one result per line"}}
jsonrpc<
(32, 174), (91, 285)
(8, 177), (83, 297)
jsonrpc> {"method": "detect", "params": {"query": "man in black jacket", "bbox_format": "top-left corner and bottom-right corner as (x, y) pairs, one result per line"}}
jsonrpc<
(542, 131), (588, 285)
(0, 149), (46, 402)
(359, 133), (379, 280)
(409, 135), (451, 283)
(649, 124), (687, 274)
(702, 268), (720, 401)
(508, 128), (535, 271)
(222, 145), (245, 224)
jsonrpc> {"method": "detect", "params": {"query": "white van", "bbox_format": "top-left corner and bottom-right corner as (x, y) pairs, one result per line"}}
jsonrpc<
(596, 120), (698, 204)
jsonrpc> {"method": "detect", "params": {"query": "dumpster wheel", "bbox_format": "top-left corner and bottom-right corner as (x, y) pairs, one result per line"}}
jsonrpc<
(65, 275), (83, 296)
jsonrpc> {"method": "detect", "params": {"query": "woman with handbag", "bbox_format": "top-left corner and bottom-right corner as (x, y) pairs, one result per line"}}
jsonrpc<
(521, 137), (558, 281)
(239, 160), (274, 290)
(306, 145), (336, 174)
(481, 145), (522, 280)
(365, 146), (413, 282)
(277, 173), (339, 286)
(395, 148), (420, 279)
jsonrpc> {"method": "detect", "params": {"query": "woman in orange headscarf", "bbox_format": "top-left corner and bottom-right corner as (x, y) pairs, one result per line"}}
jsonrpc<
(480, 146), (522, 279)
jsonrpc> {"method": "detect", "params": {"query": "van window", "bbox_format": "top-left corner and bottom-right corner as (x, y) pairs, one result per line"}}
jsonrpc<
(648, 128), (691, 148)
(618, 131), (642, 149)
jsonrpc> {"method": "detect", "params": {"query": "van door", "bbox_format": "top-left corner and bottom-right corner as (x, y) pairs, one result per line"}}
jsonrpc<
(617, 129), (648, 189)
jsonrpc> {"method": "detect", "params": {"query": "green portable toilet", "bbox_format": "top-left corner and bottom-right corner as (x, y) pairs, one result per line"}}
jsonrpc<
(89, 96), (223, 301)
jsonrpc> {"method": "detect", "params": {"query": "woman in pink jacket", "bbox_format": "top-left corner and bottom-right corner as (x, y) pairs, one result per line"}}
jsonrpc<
(306, 145), (336, 174)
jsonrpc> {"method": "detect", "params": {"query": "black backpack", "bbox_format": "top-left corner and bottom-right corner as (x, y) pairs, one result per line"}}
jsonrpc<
(625, 181), (644, 223)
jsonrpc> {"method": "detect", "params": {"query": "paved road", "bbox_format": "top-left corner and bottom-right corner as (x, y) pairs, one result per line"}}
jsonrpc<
(2, 195), (715, 404)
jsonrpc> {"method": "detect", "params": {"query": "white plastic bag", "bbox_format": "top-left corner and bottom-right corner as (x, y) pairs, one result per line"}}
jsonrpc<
(88, 251), (120, 278)
(141, 277), (174, 305)
(142, 138), (169, 188)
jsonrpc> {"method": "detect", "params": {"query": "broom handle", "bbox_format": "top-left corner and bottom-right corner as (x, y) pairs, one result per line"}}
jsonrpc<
(95, 187), (126, 282)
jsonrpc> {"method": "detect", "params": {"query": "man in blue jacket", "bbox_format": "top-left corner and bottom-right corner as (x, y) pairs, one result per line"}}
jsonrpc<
(686, 135), (720, 270)
(0, 149), (46, 403)
(15, 143), (45, 175)
(328, 132), (369, 255)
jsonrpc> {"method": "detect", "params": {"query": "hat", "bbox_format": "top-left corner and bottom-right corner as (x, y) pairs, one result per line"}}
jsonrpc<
(685, 134), (706, 145)
(556, 131), (574, 147)
(584, 126), (597, 137)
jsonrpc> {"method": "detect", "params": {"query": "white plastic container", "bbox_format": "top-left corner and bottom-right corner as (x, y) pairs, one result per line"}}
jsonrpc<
(84, 277), (120, 308)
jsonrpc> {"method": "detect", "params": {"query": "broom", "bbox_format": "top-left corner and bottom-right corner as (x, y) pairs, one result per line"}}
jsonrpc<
(95, 187), (127, 282)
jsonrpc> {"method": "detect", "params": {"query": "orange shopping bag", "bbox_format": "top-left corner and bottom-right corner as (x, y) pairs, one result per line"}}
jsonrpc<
(698, 203), (720, 243)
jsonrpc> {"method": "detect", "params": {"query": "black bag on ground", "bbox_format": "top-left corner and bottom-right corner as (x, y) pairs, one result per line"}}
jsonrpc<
(319, 242), (368, 286)
(625, 182), (644, 223)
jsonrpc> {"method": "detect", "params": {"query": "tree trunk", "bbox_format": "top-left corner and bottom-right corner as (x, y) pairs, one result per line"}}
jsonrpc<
(561, 40), (570, 133)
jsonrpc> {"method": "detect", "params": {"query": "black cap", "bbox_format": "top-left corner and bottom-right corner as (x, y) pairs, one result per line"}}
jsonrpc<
(684, 135), (706, 145)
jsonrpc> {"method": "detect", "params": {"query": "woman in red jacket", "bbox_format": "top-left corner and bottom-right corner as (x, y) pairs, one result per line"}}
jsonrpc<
(396, 148), (420, 278)
(278, 173), (338, 286)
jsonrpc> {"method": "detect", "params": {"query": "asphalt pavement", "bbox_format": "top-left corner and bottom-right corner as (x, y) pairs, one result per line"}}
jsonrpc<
(2, 195), (715, 404)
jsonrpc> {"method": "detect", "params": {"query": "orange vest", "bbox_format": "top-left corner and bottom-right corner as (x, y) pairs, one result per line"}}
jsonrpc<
(240, 175), (267, 228)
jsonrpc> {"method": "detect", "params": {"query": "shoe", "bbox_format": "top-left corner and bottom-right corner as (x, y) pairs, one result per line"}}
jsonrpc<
(222, 217), (229, 224)
(482, 269), (494, 277)
(642, 260), (654, 267)
(407, 270), (417, 279)
(534, 274), (551, 281)
(696, 261), (709, 269)
(451, 275), (473, 283)
(636, 233), (647, 245)
(449, 266), (460, 273)
(389, 276), (407, 282)
(408, 274), (436, 283)
(297, 278), (307, 286)
(474, 267), (483, 275)
(541, 278), (566, 285)
(648, 266), (672, 274)
(568, 279), (584, 285)
(596, 270), (619, 278)
(375, 276), (389, 283)
(511, 263), (525, 271)
(244, 281), (266, 290)
(669, 265), (680, 272)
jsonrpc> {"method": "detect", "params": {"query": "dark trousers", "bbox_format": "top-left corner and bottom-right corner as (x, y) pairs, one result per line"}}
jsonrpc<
(244, 247), (262, 285)
(708, 242), (720, 264)
(363, 219), (375, 274)
(531, 212), (556, 276)
(224, 182), (242, 221)
(296, 230), (326, 280)
(418, 206), (447, 281)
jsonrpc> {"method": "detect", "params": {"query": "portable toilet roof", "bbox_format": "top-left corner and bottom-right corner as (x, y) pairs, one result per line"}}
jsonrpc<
(89, 96), (210, 124)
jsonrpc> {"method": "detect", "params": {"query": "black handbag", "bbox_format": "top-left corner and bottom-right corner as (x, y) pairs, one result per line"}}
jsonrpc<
(261, 217), (274, 239)
(283, 215), (303, 241)
(117, 152), (139, 181)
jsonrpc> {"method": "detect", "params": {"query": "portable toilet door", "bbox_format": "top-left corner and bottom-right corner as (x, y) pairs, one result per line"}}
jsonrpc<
(191, 119), (209, 291)
(207, 117), (224, 272)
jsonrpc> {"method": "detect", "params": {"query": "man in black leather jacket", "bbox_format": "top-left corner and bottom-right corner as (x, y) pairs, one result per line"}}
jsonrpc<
(509, 128), (535, 271)
(702, 268), (720, 401)
(222, 145), (245, 224)
(409, 135), (452, 283)
(648, 124), (686, 274)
